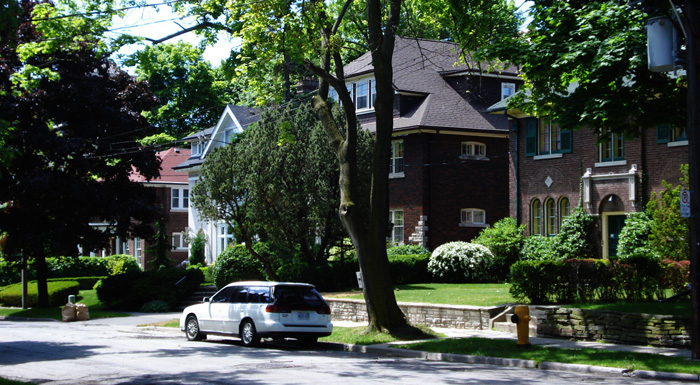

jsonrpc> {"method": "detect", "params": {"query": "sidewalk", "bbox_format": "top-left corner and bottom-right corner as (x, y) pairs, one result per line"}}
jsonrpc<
(331, 320), (696, 382)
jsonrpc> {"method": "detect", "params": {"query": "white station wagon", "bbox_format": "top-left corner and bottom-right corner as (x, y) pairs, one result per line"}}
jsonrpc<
(180, 281), (333, 347)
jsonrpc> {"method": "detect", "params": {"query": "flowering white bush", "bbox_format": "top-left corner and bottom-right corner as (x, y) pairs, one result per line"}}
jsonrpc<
(428, 241), (495, 283)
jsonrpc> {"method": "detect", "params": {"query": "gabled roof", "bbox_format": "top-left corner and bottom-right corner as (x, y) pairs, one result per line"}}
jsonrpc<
(130, 147), (190, 184)
(174, 105), (260, 171)
(346, 37), (520, 133)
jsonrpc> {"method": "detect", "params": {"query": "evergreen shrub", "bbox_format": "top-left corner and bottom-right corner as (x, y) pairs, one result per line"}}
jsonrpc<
(212, 244), (265, 289)
(520, 236), (557, 261)
(473, 217), (525, 280)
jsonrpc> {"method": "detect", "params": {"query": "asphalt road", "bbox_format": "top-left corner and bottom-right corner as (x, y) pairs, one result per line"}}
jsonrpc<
(0, 318), (693, 385)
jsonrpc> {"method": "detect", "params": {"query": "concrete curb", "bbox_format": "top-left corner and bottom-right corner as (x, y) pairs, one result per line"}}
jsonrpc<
(335, 342), (700, 382)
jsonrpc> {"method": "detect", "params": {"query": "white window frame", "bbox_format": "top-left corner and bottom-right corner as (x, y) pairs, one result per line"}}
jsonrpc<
(460, 141), (487, 159)
(388, 209), (404, 245)
(501, 82), (516, 100)
(460, 208), (487, 227)
(171, 188), (189, 210)
(172, 232), (188, 250)
(218, 223), (234, 256)
(389, 140), (405, 178)
(191, 141), (203, 156)
(356, 80), (369, 110)
(134, 237), (143, 267)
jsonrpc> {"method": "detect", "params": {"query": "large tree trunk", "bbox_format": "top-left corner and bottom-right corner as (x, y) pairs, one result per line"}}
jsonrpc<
(307, 0), (406, 332)
(34, 254), (49, 308)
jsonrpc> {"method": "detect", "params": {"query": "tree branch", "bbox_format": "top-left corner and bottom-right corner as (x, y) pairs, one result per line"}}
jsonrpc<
(145, 21), (235, 45)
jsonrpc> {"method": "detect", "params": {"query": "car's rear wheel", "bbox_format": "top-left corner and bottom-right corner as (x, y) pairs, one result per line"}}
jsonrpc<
(185, 315), (205, 341)
(240, 319), (260, 346)
(298, 337), (318, 348)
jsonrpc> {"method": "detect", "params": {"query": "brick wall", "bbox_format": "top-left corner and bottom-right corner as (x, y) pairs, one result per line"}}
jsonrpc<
(389, 132), (509, 250)
(511, 121), (688, 257)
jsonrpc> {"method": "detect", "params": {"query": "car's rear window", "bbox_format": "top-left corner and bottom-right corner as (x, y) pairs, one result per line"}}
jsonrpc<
(274, 286), (325, 308)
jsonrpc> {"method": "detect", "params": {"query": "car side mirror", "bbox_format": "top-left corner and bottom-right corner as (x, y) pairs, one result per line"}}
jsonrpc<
(203, 297), (210, 303)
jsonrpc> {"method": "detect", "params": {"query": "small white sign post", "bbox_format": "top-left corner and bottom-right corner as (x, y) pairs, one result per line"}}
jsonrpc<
(681, 189), (691, 218)
(356, 271), (363, 289)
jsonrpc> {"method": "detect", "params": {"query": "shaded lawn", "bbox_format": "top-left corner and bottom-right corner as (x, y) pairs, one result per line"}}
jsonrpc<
(0, 290), (130, 321)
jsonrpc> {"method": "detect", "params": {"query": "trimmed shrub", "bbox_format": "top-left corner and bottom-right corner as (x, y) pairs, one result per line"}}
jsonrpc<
(388, 254), (431, 284)
(661, 259), (690, 294)
(276, 259), (359, 292)
(428, 242), (494, 283)
(106, 255), (141, 276)
(617, 211), (658, 259)
(520, 236), (557, 261)
(509, 258), (689, 304)
(552, 206), (595, 259)
(96, 267), (203, 311)
(140, 300), (170, 313)
(212, 244), (265, 289)
(473, 217), (525, 281)
(0, 280), (80, 307)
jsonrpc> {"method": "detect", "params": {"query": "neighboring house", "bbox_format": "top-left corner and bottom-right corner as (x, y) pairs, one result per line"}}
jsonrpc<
(335, 37), (521, 249)
(488, 98), (688, 258)
(174, 105), (260, 265)
(91, 148), (191, 268)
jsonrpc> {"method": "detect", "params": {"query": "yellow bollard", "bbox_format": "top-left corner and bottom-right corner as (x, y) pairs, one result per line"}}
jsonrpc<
(510, 305), (531, 347)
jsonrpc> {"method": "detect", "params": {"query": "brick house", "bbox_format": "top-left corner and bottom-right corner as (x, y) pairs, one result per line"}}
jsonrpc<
(91, 148), (192, 268)
(488, 100), (688, 258)
(336, 37), (521, 250)
(127, 147), (192, 268)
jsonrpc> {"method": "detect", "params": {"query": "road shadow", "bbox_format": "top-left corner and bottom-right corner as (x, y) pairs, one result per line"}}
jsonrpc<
(0, 340), (104, 365)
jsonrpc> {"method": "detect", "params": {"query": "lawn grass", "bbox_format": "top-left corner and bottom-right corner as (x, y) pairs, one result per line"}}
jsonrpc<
(326, 283), (691, 316)
(327, 283), (516, 307)
(0, 290), (130, 321)
(319, 325), (439, 345)
(400, 337), (700, 375)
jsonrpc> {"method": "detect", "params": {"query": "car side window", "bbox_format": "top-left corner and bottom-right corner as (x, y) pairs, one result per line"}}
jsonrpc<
(211, 287), (236, 303)
(248, 287), (271, 303)
(230, 287), (249, 303)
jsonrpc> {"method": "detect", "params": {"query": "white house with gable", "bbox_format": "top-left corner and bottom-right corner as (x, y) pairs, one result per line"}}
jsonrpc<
(174, 105), (260, 264)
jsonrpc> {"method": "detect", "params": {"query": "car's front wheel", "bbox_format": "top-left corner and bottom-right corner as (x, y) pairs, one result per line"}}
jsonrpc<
(185, 315), (205, 341)
(240, 319), (260, 346)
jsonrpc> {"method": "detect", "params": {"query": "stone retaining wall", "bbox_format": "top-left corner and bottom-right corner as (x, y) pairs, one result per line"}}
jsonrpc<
(327, 298), (503, 330)
(531, 306), (691, 348)
(327, 298), (691, 349)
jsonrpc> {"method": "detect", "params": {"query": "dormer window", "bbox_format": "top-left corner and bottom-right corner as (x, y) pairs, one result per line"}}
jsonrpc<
(501, 82), (516, 100)
(329, 77), (376, 112)
(191, 141), (204, 156)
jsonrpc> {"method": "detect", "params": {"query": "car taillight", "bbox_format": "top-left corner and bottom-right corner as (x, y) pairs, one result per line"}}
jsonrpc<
(316, 306), (331, 315)
(266, 305), (291, 313)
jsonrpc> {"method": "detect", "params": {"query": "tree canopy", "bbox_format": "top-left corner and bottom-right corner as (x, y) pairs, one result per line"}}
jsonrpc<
(482, 0), (688, 136)
(0, 0), (162, 306)
(125, 42), (232, 138)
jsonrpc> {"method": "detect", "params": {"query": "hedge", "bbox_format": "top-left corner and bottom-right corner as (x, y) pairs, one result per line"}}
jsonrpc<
(510, 258), (690, 304)
(96, 267), (204, 311)
(388, 254), (431, 284)
(0, 280), (80, 307)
